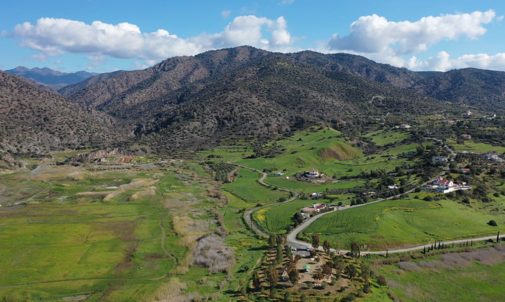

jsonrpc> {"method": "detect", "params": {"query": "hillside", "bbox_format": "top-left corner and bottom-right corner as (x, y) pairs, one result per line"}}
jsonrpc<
(0, 71), (130, 154)
(5, 66), (96, 90)
(411, 68), (505, 112)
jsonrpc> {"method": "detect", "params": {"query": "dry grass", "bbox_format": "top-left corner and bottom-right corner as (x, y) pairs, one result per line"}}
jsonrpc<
(193, 235), (235, 274)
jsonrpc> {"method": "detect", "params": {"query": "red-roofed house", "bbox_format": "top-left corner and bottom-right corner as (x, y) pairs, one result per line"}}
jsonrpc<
(460, 168), (471, 174)
(434, 177), (453, 188)
(308, 168), (319, 177)
(461, 134), (472, 140)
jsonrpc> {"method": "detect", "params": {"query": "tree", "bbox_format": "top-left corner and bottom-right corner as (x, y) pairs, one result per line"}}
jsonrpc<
(270, 288), (277, 299)
(313, 271), (324, 280)
(312, 234), (320, 249)
(350, 241), (360, 258)
(310, 249), (317, 257)
(377, 275), (388, 286)
(277, 244), (284, 262)
(345, 263), (357, 279)
(266, 266), (278, 287)
(321, 264), (332, 277)
(335, 261), (344, 273)
(323, 239), (331, 254)
(284, 291), (292, 302)
(285, 245), (293, 261)
(301, 294), (308, 302)
(252, 271), (262, 290)
(269, 234), (276, 248)
(288, 269), (299, 285)
(489, 220), (498, 226)
(294, 254), (302, 263)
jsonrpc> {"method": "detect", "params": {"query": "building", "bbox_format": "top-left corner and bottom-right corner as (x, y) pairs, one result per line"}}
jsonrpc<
(460, 168), (471, 174)
(401, 124), (411, 129)
(484, 153), (500, 161)
(432, 156), (449, 163)
(310, 193), (323, 199)
(433, 177), (453, 188)
(443, 120), (455, 124)
(307, 168), (319, 177)
(274, 172), (284, 176)
(461, 134), (472, 140)
(465, 110), (472, 117)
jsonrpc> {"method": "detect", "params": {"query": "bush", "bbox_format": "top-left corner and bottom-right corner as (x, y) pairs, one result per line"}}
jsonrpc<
(357, 290), (365, 297)
(270, 288), (277, 299)
(377, 275), (388, 286)
(415, 187), (421, 192)
(424, 196), (433, 201)
(489, 220), (498, 226)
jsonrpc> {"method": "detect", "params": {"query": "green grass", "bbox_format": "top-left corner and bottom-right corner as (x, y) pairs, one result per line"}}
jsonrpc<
(301, 199), (505, 250)
(222, 169), (288, 203)
(447, 140), (505, 154)
(265, 176), (366, 193)
(235, 127), (363, 174)
(253, 199), (316, 234)
(363, 129), (409, 146)
(378, 251), (505, 302)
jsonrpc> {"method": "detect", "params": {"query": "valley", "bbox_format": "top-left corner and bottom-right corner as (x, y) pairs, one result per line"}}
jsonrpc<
(1, 46), (505, 302)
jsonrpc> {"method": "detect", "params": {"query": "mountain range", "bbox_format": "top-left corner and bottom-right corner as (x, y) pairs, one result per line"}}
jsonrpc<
(2, 46), (505, 155)
(4, 66), (96, 90)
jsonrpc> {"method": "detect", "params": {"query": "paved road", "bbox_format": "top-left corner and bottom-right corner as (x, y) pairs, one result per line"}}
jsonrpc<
(239, 142), (503, 254)
(234, 164), (299, 237)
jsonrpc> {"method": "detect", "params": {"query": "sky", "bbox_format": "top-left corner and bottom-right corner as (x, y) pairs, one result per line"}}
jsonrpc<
(1, 0), (504, 73)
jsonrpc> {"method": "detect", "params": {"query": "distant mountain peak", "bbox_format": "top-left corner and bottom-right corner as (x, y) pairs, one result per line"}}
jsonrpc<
(4, 66), (96, 90)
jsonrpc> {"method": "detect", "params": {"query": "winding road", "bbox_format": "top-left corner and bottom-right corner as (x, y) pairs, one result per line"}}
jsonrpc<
(238, 143), (502, 255)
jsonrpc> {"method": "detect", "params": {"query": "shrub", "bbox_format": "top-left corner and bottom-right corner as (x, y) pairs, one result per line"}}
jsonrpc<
(489, 220), (498, 226)
(377, 275), (388, 286)
(270, 288), (277, 299)
(424, 196), (433, 201)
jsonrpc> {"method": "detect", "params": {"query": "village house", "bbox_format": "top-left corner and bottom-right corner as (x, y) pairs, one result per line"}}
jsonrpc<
(400, 124), (411, 129)
(432, 156), (449, 163)
(460, 168), (471, 174)
(443, 119), (455, 124)
(310, 193), (323, 199)
(307, 168), (319, 177)
(273, 172), (284, 176)
(433, 177), (453, 188)
(461, 134), (472, 140)
(483, 153), (502, 162)
(465, 110), (472, 117)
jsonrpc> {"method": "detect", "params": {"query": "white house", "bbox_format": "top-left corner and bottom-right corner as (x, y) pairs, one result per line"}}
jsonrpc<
(433, 177), (453, 188)
(307, 168), (319, 177)
(432, 156), (449, 163)
(400, 124), (411, 129)
(484, 153), (499, 161)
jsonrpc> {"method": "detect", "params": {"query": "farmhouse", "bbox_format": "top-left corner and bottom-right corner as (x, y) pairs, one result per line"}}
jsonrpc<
(432, 156), (449, 163)
(483, 153), (502, 162)
(461, 134), (472, 140)
(310, 193), (323, 199)
(422, 176), (471, 193)
(433, 177), (453, 188)
(307, 168), (319, 177)
(274, 172), (284, 176)
(460, 168), (471, 174)
(400, 124), (411, 129)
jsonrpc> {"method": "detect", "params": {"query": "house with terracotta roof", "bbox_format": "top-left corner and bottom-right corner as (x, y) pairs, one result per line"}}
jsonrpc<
(433, 177), (453, 188)
(307, 168), (319, 177)
(460, 168), (471, 174)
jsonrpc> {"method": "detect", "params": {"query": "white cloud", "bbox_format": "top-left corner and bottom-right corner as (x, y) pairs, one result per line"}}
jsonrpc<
(281, 0), (295, 4)
(221, 10), (231, 19)
(327, 10), (496, 56)
(32, 53), (47, 62)
(6, 16), (297, 63)
(423, 51), (505, 71)
(132, 61), (149, 70)
(55, 60), (62, 64)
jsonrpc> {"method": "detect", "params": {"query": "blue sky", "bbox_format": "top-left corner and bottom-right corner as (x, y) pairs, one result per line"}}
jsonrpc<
(1, 0), (504, 72)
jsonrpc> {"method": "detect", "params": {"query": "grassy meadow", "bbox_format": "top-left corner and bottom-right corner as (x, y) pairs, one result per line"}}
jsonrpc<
(222, 169), (288, 203)
(301, 199), (505, 250)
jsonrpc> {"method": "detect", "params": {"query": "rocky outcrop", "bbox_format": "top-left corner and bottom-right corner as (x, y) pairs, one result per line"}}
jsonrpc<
(69, 149), (134, 162)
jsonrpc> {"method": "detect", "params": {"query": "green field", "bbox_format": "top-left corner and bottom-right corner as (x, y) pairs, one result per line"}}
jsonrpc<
(252, 199), (315, 234)
(0, 166), (226, 301)
(364, 129), (410, 146)
(236, 127), (363, 173)
(301, 199), (505, 250)
(378, 248), (505, 302)
(447, 140), (505, 154)
(222, 169), (288, 203)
